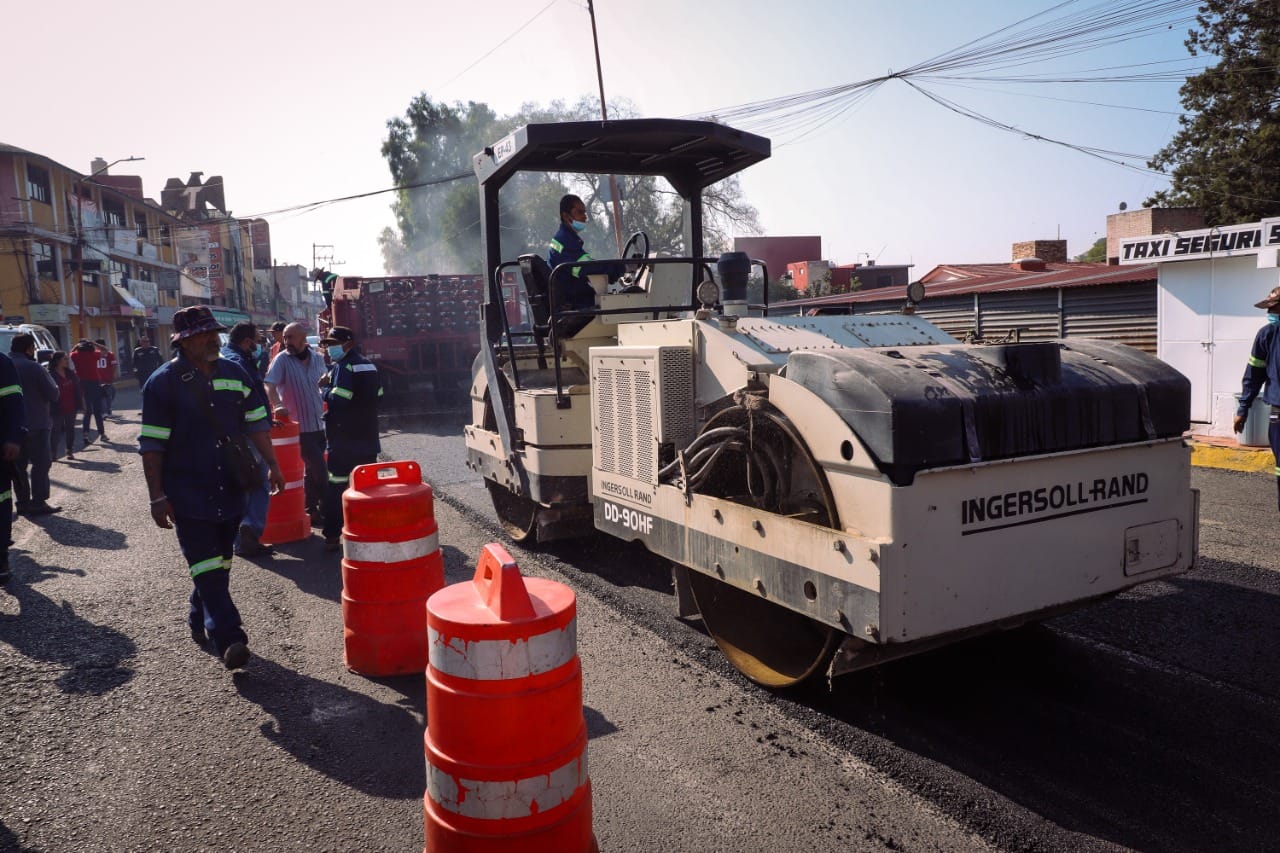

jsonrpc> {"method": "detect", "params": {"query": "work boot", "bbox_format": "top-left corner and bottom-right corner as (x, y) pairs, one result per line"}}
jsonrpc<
(234, 526), (269, 557)
(222, 642), (250, 670)
(323, 536), (341, 553)
(82, 433), (94, 446)
(27, 502), (61, 516)
(189, 621), (207, 648)
(309, 510), (324, 528)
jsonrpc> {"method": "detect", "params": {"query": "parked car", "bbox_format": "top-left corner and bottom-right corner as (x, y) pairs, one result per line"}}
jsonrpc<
(0, 324), (60, 363)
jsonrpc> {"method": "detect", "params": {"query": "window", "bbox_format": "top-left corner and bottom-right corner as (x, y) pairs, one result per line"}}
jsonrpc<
(135, 211), (148, 239)
(103, 199), (125, 228)
(32, 242), (54, 278)
(26, 165), (50, 204)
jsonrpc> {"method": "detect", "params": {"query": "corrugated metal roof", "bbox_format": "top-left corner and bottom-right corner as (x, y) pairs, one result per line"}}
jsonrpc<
(785, 261), (1157, 309)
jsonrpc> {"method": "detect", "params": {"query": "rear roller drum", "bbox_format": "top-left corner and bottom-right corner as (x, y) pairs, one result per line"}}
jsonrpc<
(486, 481), (539, 544)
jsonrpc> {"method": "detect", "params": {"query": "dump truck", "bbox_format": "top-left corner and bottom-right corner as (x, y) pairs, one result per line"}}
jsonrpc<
(464, 119), (1198, 687)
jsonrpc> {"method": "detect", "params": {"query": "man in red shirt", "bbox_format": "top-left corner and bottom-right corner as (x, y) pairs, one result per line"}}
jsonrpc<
(94, 339), (118, 417)
(69, 340), (107, 443)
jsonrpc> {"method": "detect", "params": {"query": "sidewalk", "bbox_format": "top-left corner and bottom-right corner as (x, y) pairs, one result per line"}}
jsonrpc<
(1189, 433), (1274, 474)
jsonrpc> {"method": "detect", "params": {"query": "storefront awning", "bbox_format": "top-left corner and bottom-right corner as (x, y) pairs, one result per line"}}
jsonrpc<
(111, 283), (146, 310)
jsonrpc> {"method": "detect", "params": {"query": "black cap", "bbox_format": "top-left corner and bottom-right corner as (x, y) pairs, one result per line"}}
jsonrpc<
(319, 326), (354, 345)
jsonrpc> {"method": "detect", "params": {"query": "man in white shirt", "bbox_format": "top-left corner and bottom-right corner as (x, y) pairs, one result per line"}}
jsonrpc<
(264, 323), (328, 524)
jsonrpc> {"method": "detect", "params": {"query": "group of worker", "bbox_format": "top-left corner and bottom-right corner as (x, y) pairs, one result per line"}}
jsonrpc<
(137, 307), (381, 671)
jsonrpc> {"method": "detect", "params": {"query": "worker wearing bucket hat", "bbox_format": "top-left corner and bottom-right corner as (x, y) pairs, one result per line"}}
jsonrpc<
(1236, 286), (1280, 511)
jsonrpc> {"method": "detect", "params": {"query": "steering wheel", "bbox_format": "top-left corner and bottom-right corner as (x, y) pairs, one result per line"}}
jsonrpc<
(620, 231), (651, 290)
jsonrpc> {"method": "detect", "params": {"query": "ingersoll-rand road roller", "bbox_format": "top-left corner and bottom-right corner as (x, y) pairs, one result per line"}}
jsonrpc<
(464, 119), (1198, 687)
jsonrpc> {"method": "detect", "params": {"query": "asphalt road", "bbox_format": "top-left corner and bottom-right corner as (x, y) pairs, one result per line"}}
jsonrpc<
(1, 393), (1277, 852)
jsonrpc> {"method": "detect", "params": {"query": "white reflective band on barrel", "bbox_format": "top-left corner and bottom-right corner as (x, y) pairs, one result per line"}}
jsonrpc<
(427, 753), (587, 820)
(429, 620), (576, 681)
(342, 531), (439, 563)
(272, 435), (300, 446)
(283, 479), (304, 490)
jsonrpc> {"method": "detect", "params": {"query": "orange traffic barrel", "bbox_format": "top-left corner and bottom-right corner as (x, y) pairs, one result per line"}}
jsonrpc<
(341, 460), (443, 676)
(260, 415), (309, 546)
(423, 543), (596, 852)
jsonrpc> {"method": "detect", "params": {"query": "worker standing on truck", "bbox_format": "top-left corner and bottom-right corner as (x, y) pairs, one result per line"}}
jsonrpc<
(1235, 285), (1280, 511)
(317, 326), (381, 552)
(547, 194), (624, 311)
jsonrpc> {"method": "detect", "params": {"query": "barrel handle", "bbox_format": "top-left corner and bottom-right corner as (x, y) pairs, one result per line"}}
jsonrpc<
(350, 460), (421, 491)
(473, 543), (536, 620)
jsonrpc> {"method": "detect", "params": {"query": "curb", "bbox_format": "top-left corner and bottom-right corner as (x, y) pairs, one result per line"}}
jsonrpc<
(1191, 442), (1273, 475)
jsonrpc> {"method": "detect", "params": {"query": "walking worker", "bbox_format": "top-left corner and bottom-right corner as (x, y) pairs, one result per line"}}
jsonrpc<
(264, 322), (328, 526)
(1236, 285), (1280, 510)
(318, 326), (381, 551)
(132, 335), (164, 389)
(139, 306), (284, 670)
(10, 333), (60, 516)
(0, 352), (24, 584)
(70, 339), (106, 444)
(221, 322), (271, 557)
(47, 352), (82, 461)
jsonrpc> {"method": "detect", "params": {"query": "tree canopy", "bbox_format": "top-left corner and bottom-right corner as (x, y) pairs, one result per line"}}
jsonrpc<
(1074, 237), (1107, 262)
(1146, 1), (1280, 224)
(378, 96), (762, 276)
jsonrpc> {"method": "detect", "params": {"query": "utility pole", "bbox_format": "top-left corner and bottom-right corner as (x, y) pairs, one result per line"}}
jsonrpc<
(586, 0), (625, 256)
(74, 156), (144, 340)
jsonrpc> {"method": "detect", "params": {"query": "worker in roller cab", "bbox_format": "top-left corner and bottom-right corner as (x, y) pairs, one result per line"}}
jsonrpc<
(1235, 285), (1280, 512)
(317, 326), (382, 552)
(547, 194), (626, 312)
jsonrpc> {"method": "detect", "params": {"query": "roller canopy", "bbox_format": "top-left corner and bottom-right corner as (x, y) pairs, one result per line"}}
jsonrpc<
(786, 339), (1191, 486)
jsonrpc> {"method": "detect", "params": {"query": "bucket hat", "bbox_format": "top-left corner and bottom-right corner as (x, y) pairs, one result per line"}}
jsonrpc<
(170, 305), (227, 344)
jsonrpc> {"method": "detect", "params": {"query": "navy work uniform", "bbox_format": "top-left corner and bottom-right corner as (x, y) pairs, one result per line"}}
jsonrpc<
(139, 353), (271, 654)
(547, 221), (624, 312)
(1237, 286), (1280, 512)
(320, 345), (382, 542)
(0, 354), (26, 581)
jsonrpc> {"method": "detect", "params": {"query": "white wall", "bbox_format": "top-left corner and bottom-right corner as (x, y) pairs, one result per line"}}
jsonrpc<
(1159, 254), (1280, 436)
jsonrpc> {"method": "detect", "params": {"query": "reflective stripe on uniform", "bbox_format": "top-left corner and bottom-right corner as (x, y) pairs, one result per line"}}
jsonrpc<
(1249, 355), (1266, 368)
(549, 238), (564, 253)
(244, 406), (268, 423)
(140, 425), (172, 440)
(349, 363), (376, 373)
(427, 753), (587, 821)
(343, 531), (438, 563)
(428, 619), (576, 681)
(328, 473), (349, 484)
(331, 387), (354, 400)
(570, 252), (592, 279)
(0, 489), (11, 503)
(189, 557), (225, 577)
(212, 378), (250, 396)
(377, 387), (384, 397)
(1275, 466), (1279, 477)
(0, 384), (21, 398)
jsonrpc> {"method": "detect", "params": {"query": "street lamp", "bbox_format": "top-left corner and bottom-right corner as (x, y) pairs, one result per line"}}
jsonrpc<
(74, 155), (144, 340)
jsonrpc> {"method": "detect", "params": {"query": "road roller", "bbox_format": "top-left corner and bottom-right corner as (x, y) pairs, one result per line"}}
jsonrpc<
(464, 119), (1198, 687)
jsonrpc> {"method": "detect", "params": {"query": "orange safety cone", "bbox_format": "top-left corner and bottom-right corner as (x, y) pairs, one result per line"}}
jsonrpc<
(341, 460), (444, 676)
(423, 544), (596, 853)
(260, 415), (310, 546)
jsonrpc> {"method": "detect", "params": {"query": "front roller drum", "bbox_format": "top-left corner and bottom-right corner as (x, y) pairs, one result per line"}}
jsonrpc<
(687, 570), (842, 688)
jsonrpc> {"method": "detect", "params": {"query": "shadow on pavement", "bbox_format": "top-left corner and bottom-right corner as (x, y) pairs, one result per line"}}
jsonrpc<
(233, 654), (424, 799)
(56, 457), (122, 475)
(0, 820), (38, 852)
(249, 537), (342, 602)
(797, 560), (1280, 853)
(25, 513), (127, 550)
(0, 561), (135, 695)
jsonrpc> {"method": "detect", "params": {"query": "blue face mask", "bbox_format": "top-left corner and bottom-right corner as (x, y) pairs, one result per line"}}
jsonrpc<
(1269, 314), (1279, 325)
(571, 220), (587, 233)
(326, 344), (346, 360)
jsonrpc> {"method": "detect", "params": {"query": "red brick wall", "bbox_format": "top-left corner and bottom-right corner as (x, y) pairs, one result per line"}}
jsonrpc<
(1011, 240), (1068, 263)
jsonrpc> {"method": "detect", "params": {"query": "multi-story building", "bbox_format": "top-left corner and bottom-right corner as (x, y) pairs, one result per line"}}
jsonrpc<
(0, 145), (190, 364)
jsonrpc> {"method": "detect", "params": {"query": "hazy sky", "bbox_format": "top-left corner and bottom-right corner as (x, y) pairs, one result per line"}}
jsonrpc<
(6, 0), (1202, 277)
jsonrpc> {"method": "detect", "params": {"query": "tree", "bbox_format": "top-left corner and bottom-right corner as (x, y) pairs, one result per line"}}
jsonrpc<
(1075, 237), (1107, 262)
(1146, 1), (1280, 224)
(378, 95), (762, 275)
